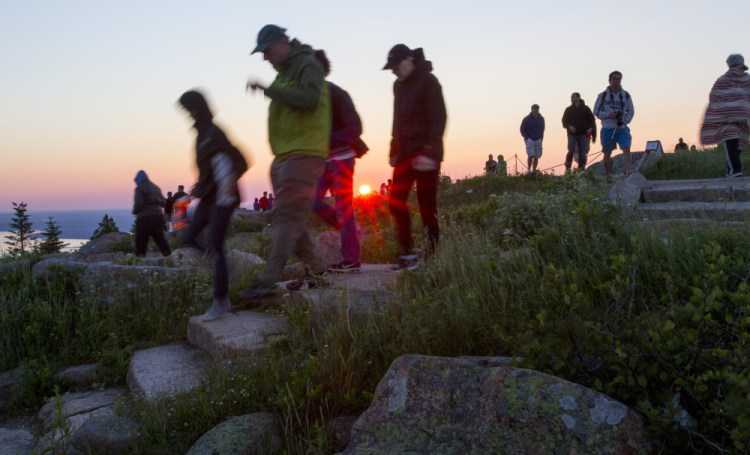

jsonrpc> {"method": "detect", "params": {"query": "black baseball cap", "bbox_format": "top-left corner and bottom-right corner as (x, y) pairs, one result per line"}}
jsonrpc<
(382, 44), (412, 70)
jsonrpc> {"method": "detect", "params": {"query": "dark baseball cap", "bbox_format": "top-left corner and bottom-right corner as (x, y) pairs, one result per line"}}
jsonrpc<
(382, 44), (412, 70)
(251, 24), (287, 54)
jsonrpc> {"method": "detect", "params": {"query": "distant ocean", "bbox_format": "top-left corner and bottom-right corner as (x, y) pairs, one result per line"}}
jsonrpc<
(0, 208), (134, 252)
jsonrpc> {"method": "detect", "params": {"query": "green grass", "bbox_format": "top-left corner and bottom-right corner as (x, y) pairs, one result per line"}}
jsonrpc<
(643, 145), (750, 180)
(2, 158), (750, 453)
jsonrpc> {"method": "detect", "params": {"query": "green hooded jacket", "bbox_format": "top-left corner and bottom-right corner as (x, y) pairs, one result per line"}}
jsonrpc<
(265, 39), (330, 160)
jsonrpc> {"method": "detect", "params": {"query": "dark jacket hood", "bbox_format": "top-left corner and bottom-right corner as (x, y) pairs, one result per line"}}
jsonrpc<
(411, 48), (434, 75)
(134, 170), (148, 185)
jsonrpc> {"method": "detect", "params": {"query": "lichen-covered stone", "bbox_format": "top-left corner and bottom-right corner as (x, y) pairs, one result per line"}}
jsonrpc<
(185, 412), (281, 455)
(68, 415), (140, 454)
(340, 354), (655, 454)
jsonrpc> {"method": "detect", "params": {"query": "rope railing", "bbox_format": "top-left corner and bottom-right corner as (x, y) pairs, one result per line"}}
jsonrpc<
(504, 149), (606, 176)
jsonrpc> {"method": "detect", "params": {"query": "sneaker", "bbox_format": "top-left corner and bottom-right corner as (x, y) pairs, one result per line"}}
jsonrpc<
(390, 254), (418, 272)
(286, 273), (329, 291)
(238, 282), (277, 300)
(200, 297), (230, 322)
(729, 172), (744, 178)
(327, 260), (361, 273)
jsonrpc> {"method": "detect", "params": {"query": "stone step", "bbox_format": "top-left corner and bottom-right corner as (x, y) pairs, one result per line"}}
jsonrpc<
(126, 343), (208, 402)
(290, 264), (398, 320)
(636, 201), (750, 222)
(642, 177), (750, 203)
(187, 311), (289, 359)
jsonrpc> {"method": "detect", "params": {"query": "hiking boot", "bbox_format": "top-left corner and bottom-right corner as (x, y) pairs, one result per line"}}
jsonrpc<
(327, 260), (361, 273)
(200, 297), (230, 322)
(238, 282), (278, 300)
(390, 254), (418, 272)
(286, 273), (329, 291)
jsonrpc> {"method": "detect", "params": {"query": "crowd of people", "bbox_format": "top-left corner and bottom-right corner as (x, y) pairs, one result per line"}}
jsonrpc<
(130, 27), (749, 321)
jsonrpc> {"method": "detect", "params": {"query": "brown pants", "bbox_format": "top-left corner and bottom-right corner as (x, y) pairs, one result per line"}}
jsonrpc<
(258, 154), (326, 284)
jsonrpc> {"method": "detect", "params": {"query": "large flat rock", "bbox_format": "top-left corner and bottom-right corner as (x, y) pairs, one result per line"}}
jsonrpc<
(291, 264), (398, 318)
(341, 355), (655, 454)
(126, 343), (208, 401)
(37, 389), (126, 431)
(187, 311), (289, 359)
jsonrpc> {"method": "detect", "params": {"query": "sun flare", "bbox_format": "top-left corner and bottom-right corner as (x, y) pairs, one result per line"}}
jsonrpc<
(359, 184), (372, 196)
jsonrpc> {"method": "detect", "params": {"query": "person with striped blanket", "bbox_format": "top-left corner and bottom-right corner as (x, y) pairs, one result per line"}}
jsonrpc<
(700, 54), (750, 177)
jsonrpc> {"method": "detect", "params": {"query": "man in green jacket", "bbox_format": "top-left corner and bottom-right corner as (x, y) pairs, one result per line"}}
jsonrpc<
(240, 25), (331, 299)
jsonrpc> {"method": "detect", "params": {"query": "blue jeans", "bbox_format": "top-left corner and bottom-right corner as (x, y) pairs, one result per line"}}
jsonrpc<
(565, 134), (590, 168)
(313, 157), (360, 263)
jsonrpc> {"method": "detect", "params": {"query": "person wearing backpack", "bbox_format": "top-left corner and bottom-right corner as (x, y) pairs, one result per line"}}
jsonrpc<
(177, 89), (249, 321)
(593, 71), (635, 181)
(312, 49), (368, 273)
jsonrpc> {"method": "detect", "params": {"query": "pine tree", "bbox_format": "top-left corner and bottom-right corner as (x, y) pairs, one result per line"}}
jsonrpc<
(90, 214), (120, 240)
(4, 202), (35, 256)
(38, 216), (69, 255)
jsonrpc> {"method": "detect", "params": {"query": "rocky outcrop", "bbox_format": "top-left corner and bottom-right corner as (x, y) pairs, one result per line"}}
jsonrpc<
(78, 232), (131, 257)
(341, 355), (655, 455)
(185, 412), (281, 455)
(31, 256), (88, 280)
(81, 262), (198, 306)
(609, 172), (647, 209)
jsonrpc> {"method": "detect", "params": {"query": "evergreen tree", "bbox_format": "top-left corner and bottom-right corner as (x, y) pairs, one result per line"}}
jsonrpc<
(90, 214), (120, 240)
(38, 216), (69, 255)
(4, 202), (35, 256)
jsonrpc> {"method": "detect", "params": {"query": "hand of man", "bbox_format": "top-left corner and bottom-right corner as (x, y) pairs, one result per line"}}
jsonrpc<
(411, 155), (438, 172)
(568, 126), (576, 133)
(246, 80), (266, 93)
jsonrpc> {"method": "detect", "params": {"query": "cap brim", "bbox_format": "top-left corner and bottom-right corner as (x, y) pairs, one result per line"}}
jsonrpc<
(382, 62), (393, 70)
(251, 43), (269, 55)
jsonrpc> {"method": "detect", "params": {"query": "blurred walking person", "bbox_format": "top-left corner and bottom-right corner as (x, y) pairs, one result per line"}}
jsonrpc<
(177, 90), (248, 321)
(701, 54), (750, 177)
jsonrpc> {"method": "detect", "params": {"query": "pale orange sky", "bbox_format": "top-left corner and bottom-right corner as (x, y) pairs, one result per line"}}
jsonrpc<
(1, 1), (747, 210)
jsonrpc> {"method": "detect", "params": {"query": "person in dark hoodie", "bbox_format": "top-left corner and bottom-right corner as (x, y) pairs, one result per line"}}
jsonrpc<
(177, 89), (248, 321)
(240, 24), (331, 299)
(382, 43), (447, 271)
(132, 170), (171, 257)
(312, 49), (368, 273)
(562, 92), (597, 172)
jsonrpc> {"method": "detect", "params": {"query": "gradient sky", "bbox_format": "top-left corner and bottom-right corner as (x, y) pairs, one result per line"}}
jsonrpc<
(1, 1), (748, 210)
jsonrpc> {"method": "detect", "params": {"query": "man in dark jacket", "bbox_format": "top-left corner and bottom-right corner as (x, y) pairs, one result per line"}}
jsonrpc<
(562, 92), (597, 172)
(132, 170), (171, 257)
(312, 49), (367, 273)
(178, 90), (247, 321)
(383, 43), (447, 270)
